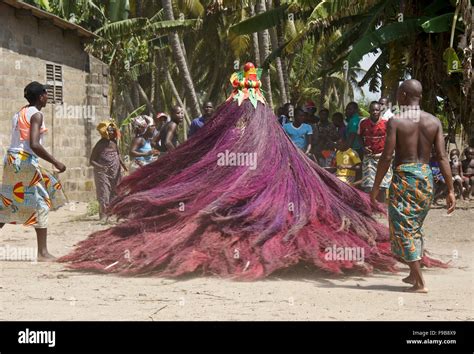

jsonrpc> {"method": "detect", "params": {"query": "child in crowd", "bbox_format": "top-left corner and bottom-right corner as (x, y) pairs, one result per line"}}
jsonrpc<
(430, 151), (447, 205)
(449, 149), (467, 199)
(332, 112), (347, 140)
(462, 146), (474, 200)
(314, 108), (338, 168)
(335, 139), (361, 185)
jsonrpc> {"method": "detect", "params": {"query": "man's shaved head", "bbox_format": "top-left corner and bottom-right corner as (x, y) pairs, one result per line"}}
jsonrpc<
(400, 79), (422, 96)
(397, 79), (423, 105)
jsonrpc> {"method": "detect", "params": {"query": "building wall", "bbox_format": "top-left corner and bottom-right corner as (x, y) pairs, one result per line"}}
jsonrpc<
(0, 2), (109, 201)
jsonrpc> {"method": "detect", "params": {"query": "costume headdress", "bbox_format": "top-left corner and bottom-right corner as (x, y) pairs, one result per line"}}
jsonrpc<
(227, 62), (266, 108)
(61, 61), (446, 279)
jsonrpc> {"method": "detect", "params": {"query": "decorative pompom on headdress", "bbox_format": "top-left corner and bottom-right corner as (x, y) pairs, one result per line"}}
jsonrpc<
(227, 62), (266, 108)
(96, 119), (121, 140)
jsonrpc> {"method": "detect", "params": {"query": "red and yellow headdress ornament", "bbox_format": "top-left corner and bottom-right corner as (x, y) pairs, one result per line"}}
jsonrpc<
(227, 62), (266, 108)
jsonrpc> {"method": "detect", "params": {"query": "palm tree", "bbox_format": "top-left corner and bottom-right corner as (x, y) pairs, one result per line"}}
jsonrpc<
(256, 0), (274, 107)
(231, 0), (472, 141)
(161, 0), (201, 118)
(267, 0), (288, 103)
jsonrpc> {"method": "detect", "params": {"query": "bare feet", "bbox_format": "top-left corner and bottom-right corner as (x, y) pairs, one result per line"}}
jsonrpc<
(37, 251), (57, 262)
(404, 285), (428, 293)
(402, 275), (416, 285)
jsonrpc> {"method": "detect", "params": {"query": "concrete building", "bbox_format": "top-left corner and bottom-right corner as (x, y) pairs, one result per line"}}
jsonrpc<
(0, 0), (109, 201)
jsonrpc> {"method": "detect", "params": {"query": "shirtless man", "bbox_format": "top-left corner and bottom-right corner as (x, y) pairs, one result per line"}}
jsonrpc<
(159, 105), (184, 153)
(370, 79), (455, 293)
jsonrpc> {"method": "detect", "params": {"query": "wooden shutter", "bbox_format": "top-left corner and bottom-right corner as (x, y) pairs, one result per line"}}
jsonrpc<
(45, 63), (63, 104)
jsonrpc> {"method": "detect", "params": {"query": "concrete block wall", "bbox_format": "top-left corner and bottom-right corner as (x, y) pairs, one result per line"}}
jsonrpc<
(0, 2), (110, 202)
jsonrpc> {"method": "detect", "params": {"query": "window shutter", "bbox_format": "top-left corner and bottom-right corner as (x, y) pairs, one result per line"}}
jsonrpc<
(45, 63), (63, 104)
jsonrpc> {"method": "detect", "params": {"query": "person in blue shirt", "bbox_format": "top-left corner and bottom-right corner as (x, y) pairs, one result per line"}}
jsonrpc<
(345, 102), (363, 155)
(345, 102), (364, 180)
(130, 115), (159, 171)
(188, 101), (214, 137)
(283, 108), (313, 155)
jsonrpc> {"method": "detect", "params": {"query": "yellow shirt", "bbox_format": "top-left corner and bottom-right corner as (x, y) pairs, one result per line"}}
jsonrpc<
(336, 148), (361, 177)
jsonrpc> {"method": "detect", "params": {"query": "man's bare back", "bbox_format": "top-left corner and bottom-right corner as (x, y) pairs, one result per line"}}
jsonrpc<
(392, 110), (443, 167)
(370, 79), (455, 294)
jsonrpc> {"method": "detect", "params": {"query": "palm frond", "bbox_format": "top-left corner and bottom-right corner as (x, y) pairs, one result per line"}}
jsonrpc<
(421, 13), (454, 33)
(347, 17), (427, 66)
(229, 4), (289, 35)
(177, 0), (205, 17)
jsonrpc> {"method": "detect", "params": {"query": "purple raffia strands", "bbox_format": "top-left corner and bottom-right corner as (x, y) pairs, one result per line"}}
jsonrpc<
(59, 99), (447, 279)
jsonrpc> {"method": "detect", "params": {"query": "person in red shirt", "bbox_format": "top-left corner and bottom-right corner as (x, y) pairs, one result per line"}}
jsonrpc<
(358, 101), (393, 201)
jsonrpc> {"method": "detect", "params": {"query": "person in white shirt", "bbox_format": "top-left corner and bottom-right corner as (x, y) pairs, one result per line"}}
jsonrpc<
(0, 82), (66, 261)
(379, 97), (394, 120)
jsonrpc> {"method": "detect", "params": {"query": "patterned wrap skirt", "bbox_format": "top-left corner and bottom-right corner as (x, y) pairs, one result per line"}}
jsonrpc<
(388, 163), (433, 262)
(0, 149), (65, 228)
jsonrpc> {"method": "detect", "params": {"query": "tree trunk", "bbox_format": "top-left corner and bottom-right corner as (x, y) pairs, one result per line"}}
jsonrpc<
(135, 82), (156, 116)
(205, 64), (221, 104)
(165, 69), (191, 127)
(319, 76), (328, 109)
(123, 91), (135, 114)
(460, 0), (473, 145)
(165, 68), (191, 140)
(256, 0), (273, 107)
(248, 3), (261, 66)
(286, 54), (295, 103)
(153, 50), (163, 112)
(161, 0), (201, 118)
(136, 0), (143, 17)
(266, 1), (287, 105)
(150, 58), (156, 111)
(132, 84), (139, 107)
(275, 12), (290, 100)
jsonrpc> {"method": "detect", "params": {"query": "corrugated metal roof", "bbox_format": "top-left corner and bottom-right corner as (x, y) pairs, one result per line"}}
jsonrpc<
(1, 0), (95, 38)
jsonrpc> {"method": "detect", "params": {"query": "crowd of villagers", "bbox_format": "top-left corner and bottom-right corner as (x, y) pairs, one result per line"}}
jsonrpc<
(90, 98), (474, 221)
(278, 99), (474, 205)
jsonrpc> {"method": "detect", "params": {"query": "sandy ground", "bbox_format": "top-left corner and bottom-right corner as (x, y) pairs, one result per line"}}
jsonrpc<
(0, 201), (472, 321)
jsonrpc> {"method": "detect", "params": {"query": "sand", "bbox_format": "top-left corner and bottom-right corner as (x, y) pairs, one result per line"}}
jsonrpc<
(0, 201), (472, 321)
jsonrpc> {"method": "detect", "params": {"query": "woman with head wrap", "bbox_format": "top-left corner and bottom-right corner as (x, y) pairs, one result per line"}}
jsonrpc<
(90, 119), (127, 221)
(129, 115), (159, 171)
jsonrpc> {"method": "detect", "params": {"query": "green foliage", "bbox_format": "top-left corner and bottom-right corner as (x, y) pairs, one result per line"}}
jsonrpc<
(421, 13), (454, 33)
(357, 99), (370, 118)
(87, 200), (99, 216)
(230, 5), (288, 35)
(26, 0), (471, 143)
(347, 18), (427, 67)
(120, 104), (146, 127)
(107, 0), (130, 22)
